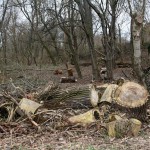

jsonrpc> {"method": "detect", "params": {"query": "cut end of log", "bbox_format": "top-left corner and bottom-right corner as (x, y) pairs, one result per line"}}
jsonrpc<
(90, 85), (99, 107)
(68, 108), (101, 126)
(17, 98), (42, 116)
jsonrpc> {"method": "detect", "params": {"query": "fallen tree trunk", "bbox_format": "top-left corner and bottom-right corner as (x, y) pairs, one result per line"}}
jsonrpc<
(60, 76), (77, 83)
(37, 83), (99, 109)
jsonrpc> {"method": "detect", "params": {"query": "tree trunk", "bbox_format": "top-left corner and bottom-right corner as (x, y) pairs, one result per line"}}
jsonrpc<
(110, 1), (117, 68)
(118, 24), (123, 63)
(85, 0), (116, 81)
(84, 0), (100, 80)
(2, 28), (7, 65)
(127, 0), (146, 86)
(132, 12), (145, 86)
(67, 35), (82, 78)
(36, 32), (56, 65)
(75, 0), (100, 80)
(101, 37), (113, 80)
(54, 0), (82, 78)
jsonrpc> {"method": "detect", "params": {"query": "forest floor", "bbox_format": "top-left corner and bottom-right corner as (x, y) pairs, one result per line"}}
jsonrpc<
(0, 53), (150, 149)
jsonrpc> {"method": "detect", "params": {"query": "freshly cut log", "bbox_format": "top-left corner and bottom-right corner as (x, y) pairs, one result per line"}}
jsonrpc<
(68, 108), (101, 126)
(17, 98), (42, 116)
(60, 76), (77, 83)
(97, 81), (149, 121)
(37, 83), (99, 109)
(107, 118), (142, 138)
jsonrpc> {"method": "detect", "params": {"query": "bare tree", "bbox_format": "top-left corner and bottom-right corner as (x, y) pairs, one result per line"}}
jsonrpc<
(75, 0), (100, 80)
(10, 7), (20, 63)
(0, 0), (10, 32)
(54, 0), (82, 78)
(0, 0), (10, 65)
(15, 0), (56, 65)
(127, 0), (146, 86)
(85, 0), (123, 81)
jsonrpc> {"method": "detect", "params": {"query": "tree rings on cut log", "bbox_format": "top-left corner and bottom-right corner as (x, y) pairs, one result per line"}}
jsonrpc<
(113, 81), (149, 121)
(114, 82), (148, 108)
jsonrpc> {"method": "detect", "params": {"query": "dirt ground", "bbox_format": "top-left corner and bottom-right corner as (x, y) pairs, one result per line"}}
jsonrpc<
(0, 126), (150, 150)
(0, 59), (150, 149)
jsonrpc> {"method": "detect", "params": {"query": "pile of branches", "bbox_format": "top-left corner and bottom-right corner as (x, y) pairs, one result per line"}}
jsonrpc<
(0, 79), (149, 140)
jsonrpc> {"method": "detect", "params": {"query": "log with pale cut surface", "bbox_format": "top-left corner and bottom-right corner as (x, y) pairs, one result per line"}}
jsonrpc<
(37, 83), (99, 109)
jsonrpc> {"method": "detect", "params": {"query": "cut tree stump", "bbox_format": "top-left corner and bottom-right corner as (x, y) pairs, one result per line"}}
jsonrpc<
(37, 83), (99, 109)
(67, 68), (73, 77)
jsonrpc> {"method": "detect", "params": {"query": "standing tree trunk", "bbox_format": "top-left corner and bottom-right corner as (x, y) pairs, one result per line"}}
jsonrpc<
(54, 0), (82, 78)
(128, 0), (146, 86)
(2, 28), (7, 65)
(85, 0), (120, 81)
(118, 24), (123, 63)
(75, 0), (100, 80)
(132, 12), (144, 84)
(0, 0), (10, 65)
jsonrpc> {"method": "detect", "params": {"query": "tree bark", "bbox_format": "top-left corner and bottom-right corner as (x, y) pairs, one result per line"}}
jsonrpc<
(132, 13), (144, 84)
(75, 0), (100, 80)
(127, 0), (146, 86)
(85, 0), (119, 81)
(37, 83), (99, 109)
(54, 0), (82, 78)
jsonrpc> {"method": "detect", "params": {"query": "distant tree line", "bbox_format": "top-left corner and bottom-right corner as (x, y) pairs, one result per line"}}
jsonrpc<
(0, 0), (149, 85)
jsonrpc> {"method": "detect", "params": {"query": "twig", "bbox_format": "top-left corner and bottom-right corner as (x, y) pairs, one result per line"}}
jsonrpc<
(0, 125), (7, 133)
(17, 110), (56, 124)
(95, 49), (105, 57)
(10, 129), (13, 148)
